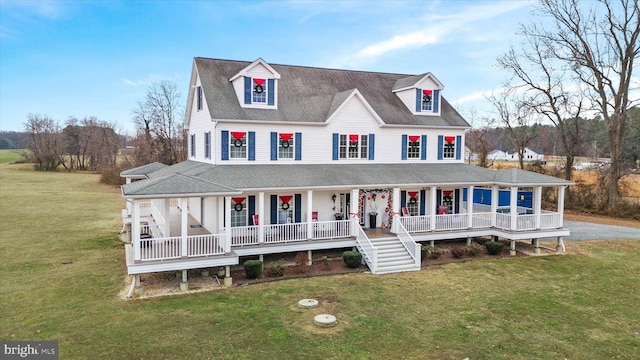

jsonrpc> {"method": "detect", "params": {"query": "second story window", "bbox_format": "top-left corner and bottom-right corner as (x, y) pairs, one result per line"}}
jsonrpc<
(408, 136), (420, 159)
(443, 136), (456, 159)
(340, 134), (368, 159)
(252, 78), (267, 103)
(190, 134), (196, 157)
(196, 85), (203, 111)
(279, 133), (294, 159)
(204, 131), (211, 159)
(230, 131), (247, 159)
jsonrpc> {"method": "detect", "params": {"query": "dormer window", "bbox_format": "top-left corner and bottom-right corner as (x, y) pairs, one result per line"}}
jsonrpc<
(252, 78), (267, 103)
(421, 90), (432, 111)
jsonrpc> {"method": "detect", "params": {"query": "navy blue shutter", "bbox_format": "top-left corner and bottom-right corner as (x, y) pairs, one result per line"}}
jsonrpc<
(295, 132), (302, 160)
(267, 79), (275, 105)
(294, 194), (302, 223)
(437, 135), (443, 160)
(420, 190), (426, 215)
(203, 132), (206, 158)
(270, 195), (277, 224)
(401, 134), (408, 160)
(248, 131), (255, 161)
(455, 135), (462, 160)
(270, 132), (278, 161)
(332, 133), (339, 160)
(433, 89), (440, 113)
(454, 189), (460, 214)
(244, 77), (252, 105)
(248, 196), (256, 225)
(415, 88), (422, 112)
(421, 135), (427, 160)
(436, 189), (442, 212)
(368, 133), (374, 160)
(221, 130), (229, 160)
(400, 191), (407, 214)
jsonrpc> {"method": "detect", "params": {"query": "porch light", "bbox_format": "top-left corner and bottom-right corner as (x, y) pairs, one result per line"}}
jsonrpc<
(332, 194), (337, 202)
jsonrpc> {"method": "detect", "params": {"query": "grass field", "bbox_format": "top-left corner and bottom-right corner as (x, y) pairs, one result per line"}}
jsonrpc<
(0, 149), (24, 164)
(1, 163), (639, 359)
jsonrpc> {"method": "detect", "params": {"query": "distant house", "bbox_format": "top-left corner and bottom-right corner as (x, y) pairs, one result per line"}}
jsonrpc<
(120, 57), (571, 290)
(489, 148), (544, 162)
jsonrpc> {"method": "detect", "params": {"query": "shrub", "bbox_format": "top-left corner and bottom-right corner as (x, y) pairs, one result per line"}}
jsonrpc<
(294, 252), (308, 266)
(343, 251), (362, 268)
(243, 259), (263, 279)
(100, 168), (125, 185)
(420, 245), (429, 261)
(466, 242), (484, 256)
(485, 241), (505, 255)
(321, 256), (331, 271)
(451, 246), (466, 259)
(265, 260), (285, 277)
(429, 247), (445, 259)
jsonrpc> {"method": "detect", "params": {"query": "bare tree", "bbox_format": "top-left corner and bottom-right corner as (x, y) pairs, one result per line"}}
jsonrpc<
(132, 81), (185, 165)
(24, 113), (66, 171)
(63, 116), (120, 171)
(497, 33), (585, 181)
(526, 0), (640, 208)
(487, 90), (537, 169)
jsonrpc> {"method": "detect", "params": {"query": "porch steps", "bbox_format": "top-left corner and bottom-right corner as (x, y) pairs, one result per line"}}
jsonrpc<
(368, 237), (420, 275)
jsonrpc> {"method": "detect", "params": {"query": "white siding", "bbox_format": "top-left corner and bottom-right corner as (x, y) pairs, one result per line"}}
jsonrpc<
(231, 63), (278, 109)
(188, 74), (216, 164)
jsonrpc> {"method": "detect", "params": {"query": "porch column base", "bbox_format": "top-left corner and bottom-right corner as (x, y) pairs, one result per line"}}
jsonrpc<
(180, 270), (188, 291)
(509, 240), (516, 256)
(466, 236), (471, 246)
(134, 275), (144, 296)
(556, 236), (566, 253)
(430, 240), (435, 249)
(307, 250), (313, 265)
(533, 238), (540, 255)
(224, 265), (233, 287)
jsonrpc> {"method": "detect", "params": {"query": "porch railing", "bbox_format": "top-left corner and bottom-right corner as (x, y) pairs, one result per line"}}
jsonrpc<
(496, 213), (511, 230)
(540, 212), (561, 229)
(435, 213), (468, 231)
(229, 225), (259, 246)
(472, 212), (492, 228)
(355, 224), (377, 273)
(265, 223), (308, 243)
(188, 234), (225, 257)
(140, 236), (181, 261)
(313, 220), (351, 239)
(399, 216), (431, 232)
(394, 220), (420, 266)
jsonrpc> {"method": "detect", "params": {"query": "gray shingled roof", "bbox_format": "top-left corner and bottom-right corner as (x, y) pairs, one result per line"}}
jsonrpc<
(120, 162), (167, 178)
(122, 161), (571, 198)
(194, 57), (470, 128)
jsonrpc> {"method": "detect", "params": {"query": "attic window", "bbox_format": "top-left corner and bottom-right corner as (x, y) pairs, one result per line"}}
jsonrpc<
(252, 78), (266, 103)
(421, 90), (433, 111)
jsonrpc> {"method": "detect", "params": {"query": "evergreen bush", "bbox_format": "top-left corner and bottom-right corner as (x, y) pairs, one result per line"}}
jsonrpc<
(342, 251), (362, 268)
(243, 259), (263, 279)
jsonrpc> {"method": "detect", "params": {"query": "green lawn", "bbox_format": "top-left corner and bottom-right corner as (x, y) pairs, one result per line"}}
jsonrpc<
(1, 163), (639, 359)
(0, 149), (24, 164)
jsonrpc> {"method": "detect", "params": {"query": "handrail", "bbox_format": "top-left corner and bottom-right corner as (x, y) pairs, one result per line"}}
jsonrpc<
(354, 222), (377, 273)
(394, 219), (420, 266)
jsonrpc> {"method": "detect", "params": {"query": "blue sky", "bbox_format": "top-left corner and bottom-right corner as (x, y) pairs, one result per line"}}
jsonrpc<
(0, 0), (535, 134)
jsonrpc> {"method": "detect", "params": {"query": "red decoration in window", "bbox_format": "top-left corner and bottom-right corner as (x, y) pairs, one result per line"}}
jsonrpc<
(422, 90), (432, 96)
(253, 78), (265, 86)
(349, 134), (359, 142)
(408, 191), (419, 199)
(231, 131), (246, 140)
(279, 195), (293, 204)
(445, 136), (455, 144)
(232, 197), (245, 204)
(443, 190), (453, 197)
(409, 135), (420, 143)
(279, 133), (293, 141)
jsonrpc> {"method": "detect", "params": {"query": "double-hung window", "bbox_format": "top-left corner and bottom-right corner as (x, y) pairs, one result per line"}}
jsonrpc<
(407, 192), (419, 216)
(230, 132), (247, 159)
(339, 134), (368, 159)
(252, 78), (267, 104)
(204, 131), (211, 159)
(279, 133), (294, 159)
(421, 89), (433, 111)
(443, 136), (456, 159)
(231, 197), (247, 227)
(408, 136), (420, 159)
(190, 134), (196, 157)
(196, 85), (203, 111)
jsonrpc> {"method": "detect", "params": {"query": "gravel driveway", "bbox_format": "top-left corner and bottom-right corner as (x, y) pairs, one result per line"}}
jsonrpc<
(564, 220), (640, 241)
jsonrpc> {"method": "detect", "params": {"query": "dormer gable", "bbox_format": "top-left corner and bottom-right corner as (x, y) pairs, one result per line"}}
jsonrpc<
(393, 72), (444, 116)
(229, 58), (281, 109)
(325, 89), (384, 126)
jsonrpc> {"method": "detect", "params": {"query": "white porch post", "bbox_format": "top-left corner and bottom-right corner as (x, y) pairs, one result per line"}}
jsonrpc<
(491, 186), (498, 227)
(133, 200), (141, 261)
(180, 198), (188, 257)
(306, 190), (313, 239)
(350, 188), (359, 236)
(224, 196), (231, 253)
(534, 186), (542, 229)
(558, 186), (566, 228)
(510, 186), (518, 231)
(258, 192), (265, 244)
(391, 187), (400, 232)
(430, 187), (437, 231)
(467, 186), (474, 228)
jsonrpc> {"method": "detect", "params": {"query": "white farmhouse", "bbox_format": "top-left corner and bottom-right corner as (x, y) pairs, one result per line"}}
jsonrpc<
(120, 57), (571, 289)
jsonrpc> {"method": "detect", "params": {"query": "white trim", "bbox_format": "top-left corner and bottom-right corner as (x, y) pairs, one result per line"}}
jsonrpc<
(229, 58), (281, 81)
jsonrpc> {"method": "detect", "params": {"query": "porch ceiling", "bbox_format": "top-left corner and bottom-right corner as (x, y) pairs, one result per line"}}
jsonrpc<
(122, 160), (572, 198)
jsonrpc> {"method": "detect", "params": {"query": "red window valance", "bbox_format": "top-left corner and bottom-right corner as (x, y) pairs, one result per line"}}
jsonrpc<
(253, 78), (265, 86)
(349, 134), (359, 142)
(280, 195), (293, 204)
(231, 131), (246, 140)
(232, 197), (245, 204)
(443, 190), (453, 197)
(409, 135), (420, 143)
(445, 136), (455, 144)
(408, 191), (419, 199)
(279, 133), (293, 141)
(422, 89), (432, 96)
